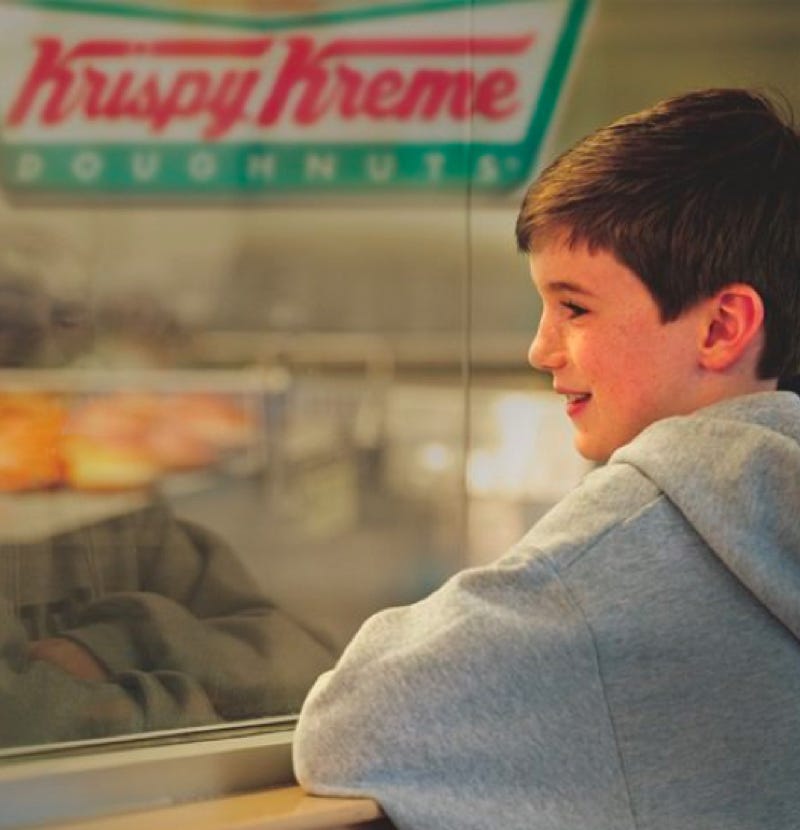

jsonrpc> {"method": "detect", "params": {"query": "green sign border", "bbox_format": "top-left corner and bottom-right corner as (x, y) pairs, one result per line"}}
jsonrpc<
(16, 0), (577, 32)
(2, 0), (591, 194)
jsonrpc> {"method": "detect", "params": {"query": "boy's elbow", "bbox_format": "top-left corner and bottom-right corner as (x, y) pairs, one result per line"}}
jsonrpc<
(293, 703), (332, 792)
(293, 734), (343, 796)
(292, 674), (364, 795)
(293, 667), (401, 800)
(293, 729), (364, 798)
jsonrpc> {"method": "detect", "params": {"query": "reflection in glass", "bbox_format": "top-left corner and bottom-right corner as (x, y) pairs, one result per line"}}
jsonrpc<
(0, 0), (602, 758)
(0, 221), (345, 749)
(2, 494), (334, 747)
(0, 204), (470, 751)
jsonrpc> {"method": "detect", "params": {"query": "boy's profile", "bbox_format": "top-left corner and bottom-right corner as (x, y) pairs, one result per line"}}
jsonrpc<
(294, 88), (800, 830)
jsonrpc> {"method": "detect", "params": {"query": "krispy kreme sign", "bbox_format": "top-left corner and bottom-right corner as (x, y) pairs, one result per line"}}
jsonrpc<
(0, 0), (590, 194)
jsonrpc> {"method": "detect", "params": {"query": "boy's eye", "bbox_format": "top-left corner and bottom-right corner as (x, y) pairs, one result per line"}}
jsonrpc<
(562, 301), (588, 317)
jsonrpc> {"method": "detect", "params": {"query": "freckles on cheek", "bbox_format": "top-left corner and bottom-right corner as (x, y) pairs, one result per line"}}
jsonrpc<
(584, 328), (628, 380)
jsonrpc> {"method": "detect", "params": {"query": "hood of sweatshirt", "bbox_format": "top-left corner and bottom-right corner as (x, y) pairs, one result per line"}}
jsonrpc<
(613, 390), (800, 643)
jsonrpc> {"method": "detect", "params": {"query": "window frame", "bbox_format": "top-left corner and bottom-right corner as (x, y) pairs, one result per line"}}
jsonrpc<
(0, 719), (296, 828)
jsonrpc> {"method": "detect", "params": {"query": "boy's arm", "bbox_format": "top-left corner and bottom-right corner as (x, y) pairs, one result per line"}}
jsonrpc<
(293, 550), (635, 830)
(64, 503), (334, 719)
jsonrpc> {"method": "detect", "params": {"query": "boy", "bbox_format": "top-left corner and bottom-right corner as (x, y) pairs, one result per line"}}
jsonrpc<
(293, 88), (800, 830)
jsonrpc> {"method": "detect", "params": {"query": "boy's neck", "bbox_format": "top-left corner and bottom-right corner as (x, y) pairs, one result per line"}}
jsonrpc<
(695, 373), (778, 412)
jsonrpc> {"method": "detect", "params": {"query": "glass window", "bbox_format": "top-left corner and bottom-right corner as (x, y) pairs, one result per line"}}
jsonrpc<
(0, 0), (503, 756)
(0, 0), (798, 820)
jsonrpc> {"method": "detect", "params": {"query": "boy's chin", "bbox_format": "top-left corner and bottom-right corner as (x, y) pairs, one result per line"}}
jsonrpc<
(573, 431), (624, 464)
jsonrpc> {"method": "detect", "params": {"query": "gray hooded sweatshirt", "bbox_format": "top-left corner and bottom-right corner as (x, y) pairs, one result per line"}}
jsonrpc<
(294, 391), (800, 830)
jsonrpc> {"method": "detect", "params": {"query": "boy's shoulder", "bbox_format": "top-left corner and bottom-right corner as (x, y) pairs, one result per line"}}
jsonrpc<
(612, 391), (800, 509)
(514, 458), (663, 575)
(514, 391), (800, 577)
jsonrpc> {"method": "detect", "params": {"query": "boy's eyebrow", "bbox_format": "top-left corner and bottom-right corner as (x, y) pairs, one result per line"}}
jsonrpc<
(540, 280), (596, 296)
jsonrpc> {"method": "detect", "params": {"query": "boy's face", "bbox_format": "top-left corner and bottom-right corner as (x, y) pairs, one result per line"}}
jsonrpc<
(528, 239), (709, 462)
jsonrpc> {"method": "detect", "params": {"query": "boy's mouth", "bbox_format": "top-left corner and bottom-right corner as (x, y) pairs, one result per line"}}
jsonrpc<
(560, 391), (592, 417)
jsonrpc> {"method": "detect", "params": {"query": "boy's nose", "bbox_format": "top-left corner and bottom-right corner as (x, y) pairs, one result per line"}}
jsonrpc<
(528, 318), (565, 372)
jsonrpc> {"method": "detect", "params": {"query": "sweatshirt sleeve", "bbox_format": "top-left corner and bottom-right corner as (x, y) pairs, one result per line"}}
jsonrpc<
(293, 548), (636, 830)
(65, 503), (334, 720)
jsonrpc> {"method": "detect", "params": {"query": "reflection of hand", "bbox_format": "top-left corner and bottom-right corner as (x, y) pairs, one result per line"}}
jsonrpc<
(28, 638), (110, 682)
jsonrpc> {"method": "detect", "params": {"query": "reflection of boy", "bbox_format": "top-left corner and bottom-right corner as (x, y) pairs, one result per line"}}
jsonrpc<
(0, 229), (335, 747)
(2, 500), (334, 747)
(294, 89), (800, 829)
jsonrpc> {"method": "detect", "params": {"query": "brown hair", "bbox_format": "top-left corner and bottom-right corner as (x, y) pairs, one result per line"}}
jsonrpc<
(515, 88), (800, 379)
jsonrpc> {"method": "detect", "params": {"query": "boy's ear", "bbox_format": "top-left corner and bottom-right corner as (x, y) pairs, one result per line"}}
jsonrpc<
(698, 283), (765, 372)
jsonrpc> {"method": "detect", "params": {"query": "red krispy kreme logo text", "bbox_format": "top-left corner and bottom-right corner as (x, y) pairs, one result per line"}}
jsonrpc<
(6, 34), (535, 140)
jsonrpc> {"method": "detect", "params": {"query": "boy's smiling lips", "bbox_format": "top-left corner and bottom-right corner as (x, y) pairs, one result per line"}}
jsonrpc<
(555, 386), (592, 417)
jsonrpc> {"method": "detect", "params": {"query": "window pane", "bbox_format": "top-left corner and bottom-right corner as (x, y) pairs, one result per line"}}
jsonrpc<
(0, 0), (479, 751)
